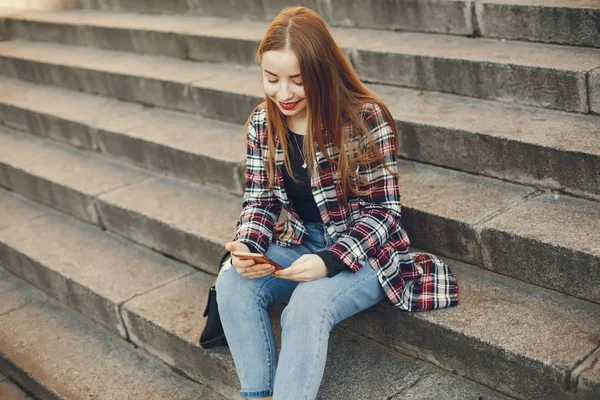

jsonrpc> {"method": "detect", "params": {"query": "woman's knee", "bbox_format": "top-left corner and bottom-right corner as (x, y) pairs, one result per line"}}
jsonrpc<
(216, 262), (274, 311)
(281, 282), (334, 332)
(217, 264), (252, 307)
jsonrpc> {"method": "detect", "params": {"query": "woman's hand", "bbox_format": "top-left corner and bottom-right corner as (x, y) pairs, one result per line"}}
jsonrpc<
(272, 254), (328, 282)
(225, 241), (276, 279)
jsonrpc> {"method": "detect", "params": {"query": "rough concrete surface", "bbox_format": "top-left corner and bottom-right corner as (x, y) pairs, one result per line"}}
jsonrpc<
(477, 0), (600, 47)
(0, 206), (193, 336)
(0, 39), (217, 114)
(0, 190), (44, 232)
(0, 13), (7, 39)
(393, 372), (514, 400)
(0, 272), (225, 400)
(348, 38), (595, 112)
(74, 0), (470, 34)
(15, 67), (600, 199)
(76, 0), (195, 15)
(327, 0), (472, 34)
(338, 26), (600, 113)
(398, 159), (534, 264)
(316, 329), (427, 400)
(590, 68), (600, 114)
(71, 0), (599, 46)
(0, 127), (150, 224)
(0, 267), (43, 315)
(189, 68), (263, 124)
(388, 87), (600, 199)
(120, 271), (242, 399)
(0, 378), (33, 400)
(96, 176), (242, 273)
(344, 259), (600, 400)
(576, 349), (600, 400)
(338, 23), (600, 70)
(96, 106), (246, 194)
(0, 101), (97, 151)
(3, 14), (599, 114)
(0, 36), (261, 122)
(0, 76), (247, 193)
(0, 0), (76, 9)
(0, 75), (134, 150)
(481, 193), (600, 303)
(186, 22), (264, 66)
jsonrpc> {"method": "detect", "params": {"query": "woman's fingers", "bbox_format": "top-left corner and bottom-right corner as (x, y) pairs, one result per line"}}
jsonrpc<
(246, 268), (276, 279)
(237, 262), (275, 279)
(243, 263), (274, 274)
(273, 264), (307, 281)
(231, 257), (255, 269)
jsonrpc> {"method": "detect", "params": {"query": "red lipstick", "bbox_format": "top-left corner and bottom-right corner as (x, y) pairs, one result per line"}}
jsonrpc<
(279, 100), (300, 110)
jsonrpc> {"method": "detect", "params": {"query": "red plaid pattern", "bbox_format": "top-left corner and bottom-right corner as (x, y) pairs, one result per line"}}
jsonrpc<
(233, 104), (458, 311)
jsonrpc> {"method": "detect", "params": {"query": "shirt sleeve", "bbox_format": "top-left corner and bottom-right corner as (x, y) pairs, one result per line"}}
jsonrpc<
(318, 103), (402, 273)
(232, 107), (282, 254)
(316, 249), (349, 277)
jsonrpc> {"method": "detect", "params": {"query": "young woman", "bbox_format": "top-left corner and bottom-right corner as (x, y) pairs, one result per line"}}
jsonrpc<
(216, 7), (458, 400)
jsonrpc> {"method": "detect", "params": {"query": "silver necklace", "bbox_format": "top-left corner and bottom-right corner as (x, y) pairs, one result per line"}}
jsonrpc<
(292, 132), (307, 169)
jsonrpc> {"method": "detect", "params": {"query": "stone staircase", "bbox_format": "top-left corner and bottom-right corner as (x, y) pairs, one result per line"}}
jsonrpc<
(0, 1), (598, 399)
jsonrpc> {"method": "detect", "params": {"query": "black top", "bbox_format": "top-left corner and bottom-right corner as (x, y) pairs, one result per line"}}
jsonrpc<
(284, 130), (348, 278)
(282, 131), (321, 222)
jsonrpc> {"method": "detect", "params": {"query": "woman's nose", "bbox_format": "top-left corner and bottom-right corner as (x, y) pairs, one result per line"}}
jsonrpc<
(278, 84), (293, 101)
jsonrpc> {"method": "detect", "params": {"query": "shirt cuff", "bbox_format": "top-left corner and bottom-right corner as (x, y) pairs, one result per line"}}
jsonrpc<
(237, 241), (261, 255)
(316, 249), (349, 278)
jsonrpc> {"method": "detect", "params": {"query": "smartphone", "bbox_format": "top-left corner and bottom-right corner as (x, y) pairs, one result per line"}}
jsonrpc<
(231, 251), (284, 271)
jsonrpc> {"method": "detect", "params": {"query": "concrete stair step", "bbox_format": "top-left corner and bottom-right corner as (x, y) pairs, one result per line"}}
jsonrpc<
(0, 192), (195, 339)
(0, 77), (247, 195)
(0, 273), (225, 398)
(0, 203), (515, 400)
(0, 124), (152, 226)
(1, 66), (599, 202)
(71, 0), (600, 48)
(0, 270), (223, 400)
(0, 39), (261, 124)
(0, 373), (35, 400)
(2, 14), (600, 113)
(475, 0), (600, 48)
(0, 1), (75, 10)
(0, 126), (240, 273)
(0, 190), (597, 399)
(0, 8), (12, 37)
(0, 124), (598, 304)
(73, 0), (475, 36)
(343, 258), (600, 400)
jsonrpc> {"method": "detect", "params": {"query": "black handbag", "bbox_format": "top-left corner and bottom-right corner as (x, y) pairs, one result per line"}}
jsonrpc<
(199, 252), (230, 349)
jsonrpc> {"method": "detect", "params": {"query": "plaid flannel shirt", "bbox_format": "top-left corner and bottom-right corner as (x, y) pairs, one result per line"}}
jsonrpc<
(233, 104), (459, 311)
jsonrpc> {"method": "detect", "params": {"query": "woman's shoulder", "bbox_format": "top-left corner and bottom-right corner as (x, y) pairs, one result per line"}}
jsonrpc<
(357, 101), (388, 122)
(244, 104), (268, 141)
(248, 104), (268, 126)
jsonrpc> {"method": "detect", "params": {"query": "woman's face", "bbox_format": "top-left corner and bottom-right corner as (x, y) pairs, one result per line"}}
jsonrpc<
(261, 49), (307, 121)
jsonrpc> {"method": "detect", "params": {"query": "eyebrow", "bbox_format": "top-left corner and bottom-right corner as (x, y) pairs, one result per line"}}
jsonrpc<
(264, 69), (301, 79)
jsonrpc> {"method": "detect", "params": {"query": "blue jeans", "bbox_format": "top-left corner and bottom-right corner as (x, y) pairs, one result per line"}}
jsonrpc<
(216, 221), (386, 399)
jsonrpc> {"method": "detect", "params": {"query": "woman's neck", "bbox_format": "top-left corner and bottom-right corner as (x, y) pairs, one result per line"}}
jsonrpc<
(288, 115), (309, 136)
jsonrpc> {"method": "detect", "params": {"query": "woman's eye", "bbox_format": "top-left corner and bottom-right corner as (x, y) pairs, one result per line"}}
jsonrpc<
(294, 81), (303, 86)
(268, 79), (278, 83)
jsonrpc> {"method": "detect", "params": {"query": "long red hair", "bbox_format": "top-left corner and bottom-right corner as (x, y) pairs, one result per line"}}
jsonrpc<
(255, 6), (399, 204)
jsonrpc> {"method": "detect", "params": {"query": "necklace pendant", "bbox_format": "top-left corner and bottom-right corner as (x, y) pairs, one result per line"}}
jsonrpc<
(302, 162), (307, 169)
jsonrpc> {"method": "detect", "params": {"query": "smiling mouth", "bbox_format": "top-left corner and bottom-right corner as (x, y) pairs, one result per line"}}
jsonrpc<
(279, 100), (300, 110)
